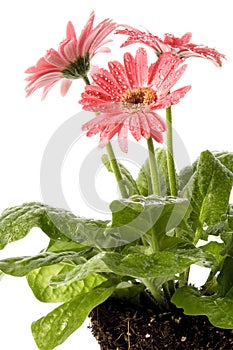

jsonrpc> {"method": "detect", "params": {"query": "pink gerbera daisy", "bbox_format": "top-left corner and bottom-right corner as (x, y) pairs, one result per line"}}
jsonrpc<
(25, 12), (118, 99)
(116, 27), (225, 67)
(80, 48), (191, 152)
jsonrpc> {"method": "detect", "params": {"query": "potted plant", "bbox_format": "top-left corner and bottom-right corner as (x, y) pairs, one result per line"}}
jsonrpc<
(1, 10), (233, 350)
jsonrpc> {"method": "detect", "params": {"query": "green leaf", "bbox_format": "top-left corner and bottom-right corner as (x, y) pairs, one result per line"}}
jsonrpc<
(0, 251), (87, 276)
(105, 195), (190, 247)
(172, 285), (233, 328)
(100, 249), (212, 279)
(49, 252), (111, 287)
(155, 147), (171, 195)
(215, 151), (233, 173)
(136, 158), (152, 196)
(136, 148), (169, 196)
(112, 282), (145, 304)
(27, 264), (106, 302)
(183, 150), (233, 235)
(0, 202), (62, 249)
(200, 240), (224, 258)
(178, 165), (194, 192)
(217, 256), (233, 296)
(102, 154), (139, 196)
(31, 279), (118, 350)
(46, 240), (88, 253)
(0, 202), (109, 250)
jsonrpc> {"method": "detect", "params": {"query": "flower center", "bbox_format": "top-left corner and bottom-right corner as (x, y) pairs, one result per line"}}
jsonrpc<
(121, 87), (157, 111)
(62, 53), (90, 79)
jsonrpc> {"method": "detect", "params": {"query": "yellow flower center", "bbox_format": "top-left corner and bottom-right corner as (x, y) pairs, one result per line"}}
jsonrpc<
(121, 87), (157, 112)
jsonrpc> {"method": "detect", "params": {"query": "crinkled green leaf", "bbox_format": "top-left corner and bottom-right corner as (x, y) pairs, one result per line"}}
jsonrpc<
(31, 279), (118, 350)
(172, 285), (233, 328)
(100, 249), (212, 279)
(49, 252), (110, 287)
(46, 240), (89, 253)
(178, 165), (194, 192)
(0, 202), (109, 250)
(112, 282), (145, 304)
(200, 241), (224, 264)
(0, 202), (63, 249)
(0, 251), (87, 276)
(155, 147), (171, 195)
(105, 195), (190, 247)
(183, 150), (233, 235)
(102, 154), (139, 196)
(27, 263), (106, 302)
(217, 256), (233, 296)
(215, 151), (233, 173)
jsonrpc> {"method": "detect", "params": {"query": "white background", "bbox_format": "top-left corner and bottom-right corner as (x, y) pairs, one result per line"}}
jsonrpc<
(0, 0), (232, 349)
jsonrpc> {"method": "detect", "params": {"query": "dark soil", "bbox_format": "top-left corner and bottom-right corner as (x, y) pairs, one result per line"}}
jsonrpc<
(89, 296), (233, 350)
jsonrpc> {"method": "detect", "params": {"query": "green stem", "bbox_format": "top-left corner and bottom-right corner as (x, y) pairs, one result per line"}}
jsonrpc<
(147, 137), (161, 196)
(141, 278), (166, 307)
(166, 106), (178, 197)
(82, 75), (128, 199)
(105, 143), (128, 198)
(162, 280), (175, 301)
(179, 267), (190, 287)
(82, 74), (90, 85)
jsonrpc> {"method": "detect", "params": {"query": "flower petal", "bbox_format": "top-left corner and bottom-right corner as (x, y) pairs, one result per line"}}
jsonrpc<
(60, 79), (72, 96)
(123, 52), (138, 88)
(135, 47), (148, 86)
(118, 124), (129, 152)
(66, 21), (77, 40)
(108, 61), (129, 93)
(91, 69), (123, 99)
(152, 85), (191, 109)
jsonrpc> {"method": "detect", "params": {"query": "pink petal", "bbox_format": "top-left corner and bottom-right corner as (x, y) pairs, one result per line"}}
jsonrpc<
(158, 63), (188, 96)
(25, 72), (61, 96)
(86, 19), (117, 55)
(77, 11), (95, 55)
(45, 48), (68, 68)
(147, 111), (166, 131)
(180, 32), (192, 44)
(135, 47), (148, 86)
(66, 21), (77, 40)
(92, 46), (111, 55)
(81, 101), (122, 113)
(91, 69), (123, 98)
(150, 128), (164, 143)
(118, 124), (129, 152)
(82, 114), (106, 130)
(59, 39), (78, 62)
(108, 61), (129, 93)
(60, 79), (72, 96)
(41, 80), (59, 100)
(99, 124), (122, 148)
(83, 84), (114, 100)
(123, 52), (138, 88)
(152, 85), (191, 109)
(138, 113), (151, 139)
(148, 52), (183, 90)
(128, 114), (141, 141)
(25, 57), (54, 73)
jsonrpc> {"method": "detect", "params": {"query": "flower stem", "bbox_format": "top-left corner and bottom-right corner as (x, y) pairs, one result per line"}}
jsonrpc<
(82, 75), (128, 199)
(147, 137), (161, 196)
(105, 142), (128, 198)
(82, 74), (91, 85)
(166, 106), (178, 197)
